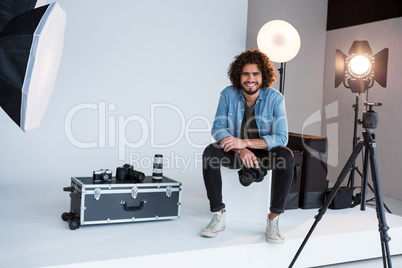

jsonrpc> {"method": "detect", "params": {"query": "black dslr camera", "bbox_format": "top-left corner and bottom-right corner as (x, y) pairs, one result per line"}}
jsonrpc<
(93, 169), (113, 182)
(238, 165), (267, 187)
(116, 164), (145, 182)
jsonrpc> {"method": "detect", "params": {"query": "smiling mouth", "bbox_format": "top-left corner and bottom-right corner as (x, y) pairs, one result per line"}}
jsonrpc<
(244, 82), (257, 87)
(244, 82), (257, 88)
(242, 81), (260, 95)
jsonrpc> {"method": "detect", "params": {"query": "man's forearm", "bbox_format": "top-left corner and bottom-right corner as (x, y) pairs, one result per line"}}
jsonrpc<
(244, 138), (268, 149)
(232, 139), (268, 153)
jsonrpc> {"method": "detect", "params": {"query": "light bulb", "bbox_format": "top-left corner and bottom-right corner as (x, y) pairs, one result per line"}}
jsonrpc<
(348, 55), (371, 78)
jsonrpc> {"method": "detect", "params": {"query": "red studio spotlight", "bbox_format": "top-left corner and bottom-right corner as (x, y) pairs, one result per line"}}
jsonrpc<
(335, 41), (389, 93)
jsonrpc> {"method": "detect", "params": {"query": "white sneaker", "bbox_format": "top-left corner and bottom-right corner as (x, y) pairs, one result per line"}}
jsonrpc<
(200, 210), (226, 238)
(266, 214), (285, 244)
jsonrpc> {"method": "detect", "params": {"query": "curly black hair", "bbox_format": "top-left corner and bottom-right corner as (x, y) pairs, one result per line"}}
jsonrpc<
(228, 49), (277, 89)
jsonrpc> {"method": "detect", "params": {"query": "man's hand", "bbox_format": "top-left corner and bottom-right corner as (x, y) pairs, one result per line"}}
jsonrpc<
(220, 136), (248, 152)
(220, 136), (261, 168)
(237, 148), (259, 168)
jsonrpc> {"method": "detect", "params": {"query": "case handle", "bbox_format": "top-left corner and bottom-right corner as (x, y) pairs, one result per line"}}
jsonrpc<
(122, 200), (146, 211)
(63, 186), (74, 192)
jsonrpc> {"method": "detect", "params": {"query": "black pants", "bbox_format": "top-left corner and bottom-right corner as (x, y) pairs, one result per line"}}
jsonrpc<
(202, 142), (295, 214)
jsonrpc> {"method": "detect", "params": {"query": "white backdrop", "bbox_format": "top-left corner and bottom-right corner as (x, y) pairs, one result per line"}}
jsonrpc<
(0, 0), (248, 188)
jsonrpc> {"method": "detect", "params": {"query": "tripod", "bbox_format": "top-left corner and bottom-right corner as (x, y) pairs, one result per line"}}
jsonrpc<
(290, 102), (392, 268)
(348, 94), (392, 213)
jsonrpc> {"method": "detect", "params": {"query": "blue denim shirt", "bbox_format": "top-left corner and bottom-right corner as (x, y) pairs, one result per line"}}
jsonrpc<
(211, 86), (288, 151)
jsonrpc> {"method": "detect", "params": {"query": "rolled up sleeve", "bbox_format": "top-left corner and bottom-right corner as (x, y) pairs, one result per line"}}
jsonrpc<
(261, 97), (288, 150)
(211, 93), (232, 142)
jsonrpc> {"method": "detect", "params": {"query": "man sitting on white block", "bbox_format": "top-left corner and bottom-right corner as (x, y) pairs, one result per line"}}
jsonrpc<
(201, 49), (295, 244)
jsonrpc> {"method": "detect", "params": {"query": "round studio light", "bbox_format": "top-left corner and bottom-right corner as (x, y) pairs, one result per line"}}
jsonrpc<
(257, 20), (301, 63)
(348, 55), (372, 78)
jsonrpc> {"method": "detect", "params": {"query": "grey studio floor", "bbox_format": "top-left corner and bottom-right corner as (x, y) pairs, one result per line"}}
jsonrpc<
(0, 174), (402, 268)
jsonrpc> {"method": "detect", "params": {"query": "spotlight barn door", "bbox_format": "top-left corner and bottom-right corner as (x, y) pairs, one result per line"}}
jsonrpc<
(0, 2), (66, 131)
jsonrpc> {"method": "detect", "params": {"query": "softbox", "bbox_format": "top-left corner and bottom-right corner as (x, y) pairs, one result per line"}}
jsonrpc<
(0, 2), (66, 132)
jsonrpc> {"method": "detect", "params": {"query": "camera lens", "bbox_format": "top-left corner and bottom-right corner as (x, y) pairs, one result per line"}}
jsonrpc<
(238, 167), (266, 187)
(128, 169), (145, 182)
(152, 154), (163, 180)
(239, 173), (253, 187)
(102, 173), (111, 182)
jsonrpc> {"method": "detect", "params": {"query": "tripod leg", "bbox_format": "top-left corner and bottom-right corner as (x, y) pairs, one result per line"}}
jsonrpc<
(360, 145), (370, 211)
(358, 142), (392, 213)
(366, 183), (393, 214)
(369, 142), (392, 268)
(289, 141), (364, 268)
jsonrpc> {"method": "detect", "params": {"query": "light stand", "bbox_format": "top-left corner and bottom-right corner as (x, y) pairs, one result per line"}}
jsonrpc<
(347, 93), (362, 201)
(277, 62), (287, 95)
(257, 20), (300, 95)
(335, 41), (390, 210)
(290, 102), (392, 268)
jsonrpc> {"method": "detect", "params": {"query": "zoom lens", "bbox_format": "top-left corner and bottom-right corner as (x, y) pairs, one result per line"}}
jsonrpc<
(128, 169), (145, 182)
(152, 154), (163, 180)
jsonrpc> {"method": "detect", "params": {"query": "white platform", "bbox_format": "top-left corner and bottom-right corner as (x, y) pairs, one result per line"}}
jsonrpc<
(1, 180), (402, 268)
(222, 168), (271, 224)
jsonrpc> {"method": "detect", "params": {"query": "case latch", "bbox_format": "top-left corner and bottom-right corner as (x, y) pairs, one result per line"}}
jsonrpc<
(131, 186), (139, 199)
(94, 188), (102, 200)
(166, 186), (173, 197)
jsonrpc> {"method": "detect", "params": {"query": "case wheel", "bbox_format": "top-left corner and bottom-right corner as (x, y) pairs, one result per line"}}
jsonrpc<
(61, 211), (77, 221)
(62, 211), (80, 230)
(61, 212), (70, 221)
(69, 220), (80, 230)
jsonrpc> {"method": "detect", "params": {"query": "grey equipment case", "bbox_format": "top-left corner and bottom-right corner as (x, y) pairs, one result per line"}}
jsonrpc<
(62, 176), (182, 230)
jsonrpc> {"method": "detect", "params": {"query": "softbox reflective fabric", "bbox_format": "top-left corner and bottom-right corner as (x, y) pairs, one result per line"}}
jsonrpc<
(0, 2), (66, 132)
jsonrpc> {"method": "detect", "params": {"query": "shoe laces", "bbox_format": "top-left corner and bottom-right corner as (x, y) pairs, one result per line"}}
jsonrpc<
(207, 212), (223, 229)
(268, 218), (281, 236)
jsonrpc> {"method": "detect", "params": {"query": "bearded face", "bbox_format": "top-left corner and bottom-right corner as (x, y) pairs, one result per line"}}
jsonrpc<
(240, 63), (262, 96)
